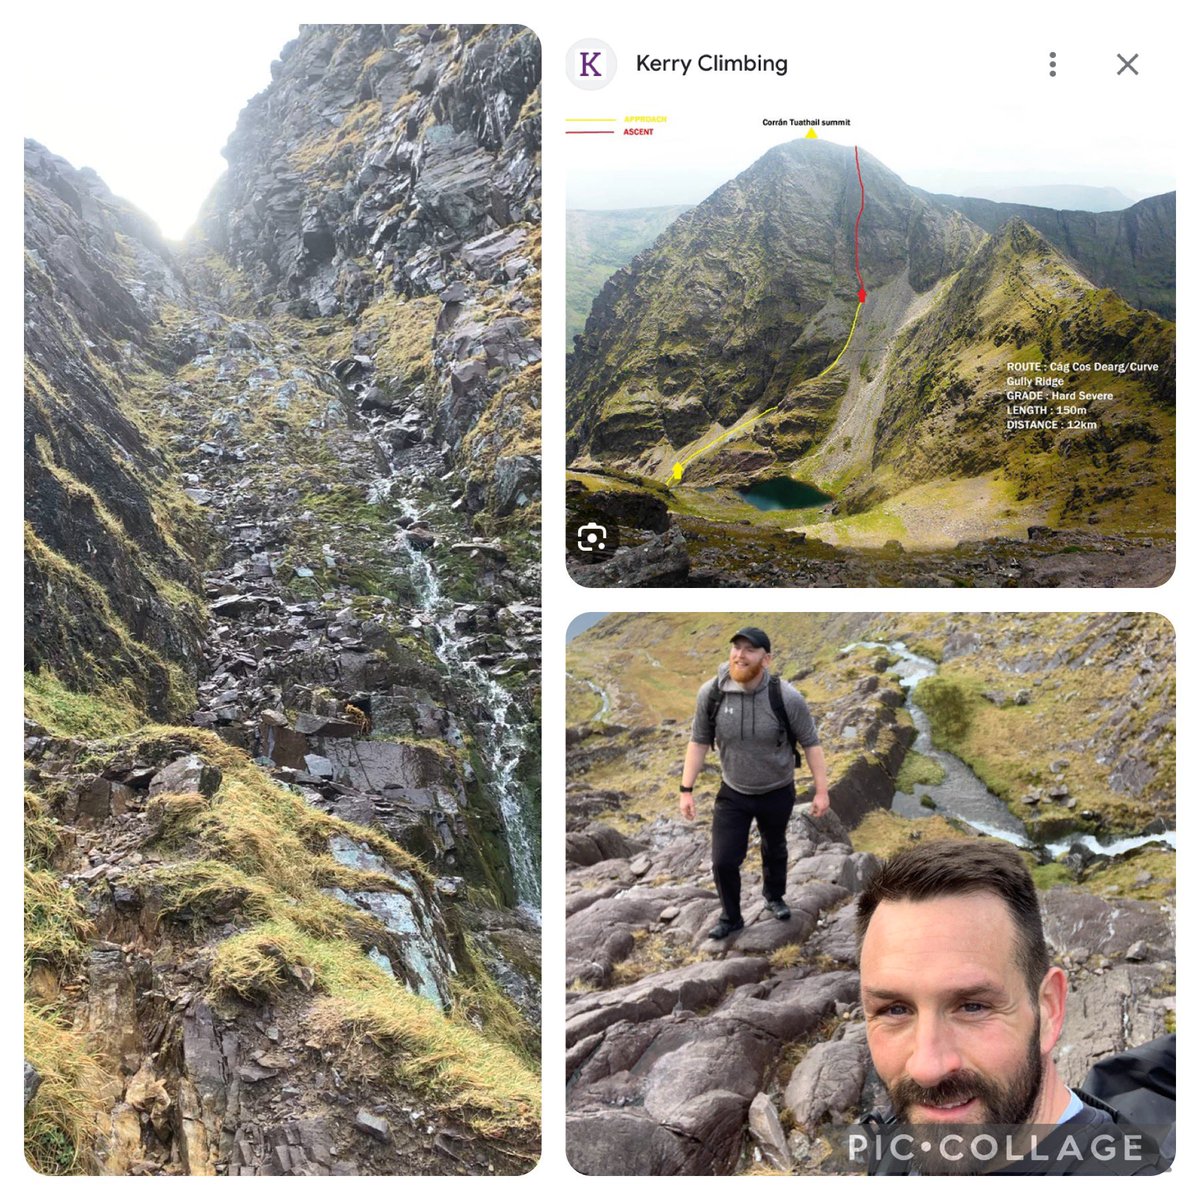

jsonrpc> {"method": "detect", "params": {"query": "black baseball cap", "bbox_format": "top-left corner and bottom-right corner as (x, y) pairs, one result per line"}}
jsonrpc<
(730, 626), (771, 652)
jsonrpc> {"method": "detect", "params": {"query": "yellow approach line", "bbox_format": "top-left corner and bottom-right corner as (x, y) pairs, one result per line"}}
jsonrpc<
(679, 407), (778, 469)
(671, 300), (863, 483)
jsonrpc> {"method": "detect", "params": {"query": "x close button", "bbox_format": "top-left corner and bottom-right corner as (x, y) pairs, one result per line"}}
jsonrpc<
(1117, 52), (1139, 76)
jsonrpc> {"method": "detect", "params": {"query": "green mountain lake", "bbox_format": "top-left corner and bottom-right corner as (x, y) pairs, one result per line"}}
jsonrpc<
(737, 478), (832, 512)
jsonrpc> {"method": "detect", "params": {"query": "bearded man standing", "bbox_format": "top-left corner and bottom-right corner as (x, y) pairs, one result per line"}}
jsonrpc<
(679, 626), (829, 940)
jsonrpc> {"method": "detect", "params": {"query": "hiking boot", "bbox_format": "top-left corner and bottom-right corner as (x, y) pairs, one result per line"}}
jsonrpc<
(766, 899), (791, 921)
(708, 917), (745, 940)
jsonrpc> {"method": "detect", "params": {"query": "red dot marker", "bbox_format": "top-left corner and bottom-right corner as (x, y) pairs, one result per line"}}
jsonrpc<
(857, 287), (867, 304)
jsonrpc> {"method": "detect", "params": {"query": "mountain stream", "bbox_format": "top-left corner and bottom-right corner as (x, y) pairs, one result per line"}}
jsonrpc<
(393, 489), (541, 916)
(846, 641), (1176, 859)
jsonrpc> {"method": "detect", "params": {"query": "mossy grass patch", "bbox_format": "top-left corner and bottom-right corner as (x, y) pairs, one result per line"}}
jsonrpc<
(24, 1007), (107, 1175)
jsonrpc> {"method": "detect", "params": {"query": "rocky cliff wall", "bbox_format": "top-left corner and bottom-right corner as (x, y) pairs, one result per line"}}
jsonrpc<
(24, 143), (209, 720)
(198, 23), (541, 521)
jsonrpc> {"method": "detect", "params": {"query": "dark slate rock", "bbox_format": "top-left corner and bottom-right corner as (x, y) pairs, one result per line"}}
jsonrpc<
(784, 1022), (870, 1128)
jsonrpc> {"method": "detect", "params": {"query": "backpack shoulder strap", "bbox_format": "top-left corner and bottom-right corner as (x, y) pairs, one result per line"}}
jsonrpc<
(769, 675), (802, 764)
(768, 675), (796, 743)
(705, 676), (722, 744)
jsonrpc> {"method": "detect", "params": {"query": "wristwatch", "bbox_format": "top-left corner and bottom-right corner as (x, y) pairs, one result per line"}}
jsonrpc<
(679, 785), (694, 793)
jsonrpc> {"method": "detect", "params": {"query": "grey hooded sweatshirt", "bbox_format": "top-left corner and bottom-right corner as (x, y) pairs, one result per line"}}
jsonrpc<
(691, 664), (820, 794)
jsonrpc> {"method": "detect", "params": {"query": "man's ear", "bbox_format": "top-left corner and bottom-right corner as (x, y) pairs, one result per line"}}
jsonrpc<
(1038, 965), (1068, 1052)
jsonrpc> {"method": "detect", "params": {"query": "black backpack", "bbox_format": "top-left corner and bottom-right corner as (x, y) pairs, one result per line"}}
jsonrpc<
(705, 674), (803, 766)
(1082, 1034), (1175, 1163)
(862, 1036), (1175, 1175)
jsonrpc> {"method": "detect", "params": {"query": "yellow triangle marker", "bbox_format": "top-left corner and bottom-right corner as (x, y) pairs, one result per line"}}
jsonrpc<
(671, 462), (683, 482)
(806, 127), (818, 139)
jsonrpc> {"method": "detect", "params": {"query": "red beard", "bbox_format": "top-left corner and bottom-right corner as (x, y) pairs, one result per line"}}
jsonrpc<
(729, 661), (761, 684)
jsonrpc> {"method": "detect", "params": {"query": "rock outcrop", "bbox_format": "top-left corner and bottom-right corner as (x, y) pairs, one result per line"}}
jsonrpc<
(564, 807), (1175, 1175)
(199, 23), (541, 521)
(24, 142), (208, 716)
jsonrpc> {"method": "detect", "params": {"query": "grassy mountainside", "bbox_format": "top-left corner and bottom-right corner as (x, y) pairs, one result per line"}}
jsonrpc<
(566, 140), (981, 473)
(852, 219), (1175, 531)
(567, 612), (1175, 838)
(926, 190), (1176, 319)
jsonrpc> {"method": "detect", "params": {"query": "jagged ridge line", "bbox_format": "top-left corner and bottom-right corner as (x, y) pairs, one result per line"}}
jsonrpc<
(672, 146), (866, 482)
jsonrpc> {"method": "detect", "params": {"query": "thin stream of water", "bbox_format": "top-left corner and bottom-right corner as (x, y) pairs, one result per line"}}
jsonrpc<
(567, 671), (610, 722)
(845, 641), (1175, 858)
(394, 492), (541, 916)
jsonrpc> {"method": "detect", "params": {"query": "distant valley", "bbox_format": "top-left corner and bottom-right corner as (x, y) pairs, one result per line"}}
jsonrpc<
(566, 204), (692, 350)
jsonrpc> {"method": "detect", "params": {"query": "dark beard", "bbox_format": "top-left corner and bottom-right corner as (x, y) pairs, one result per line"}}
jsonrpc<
(887, 1021), (1044, 1175)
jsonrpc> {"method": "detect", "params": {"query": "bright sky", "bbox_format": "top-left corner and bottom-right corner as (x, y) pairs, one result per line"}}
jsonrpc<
(22, 13), (302, 240)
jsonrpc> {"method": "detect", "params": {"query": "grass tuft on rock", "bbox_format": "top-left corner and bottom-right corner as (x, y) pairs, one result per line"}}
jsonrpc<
(913, 675), (972, 742)
(608, 928), (700, 987)
(25, 791), (63, 869)
(1030, 862), (1075, 890)
(24, 1007), (106, 1175)
(312, 987), (540, 1144)
(451, 934), (539, 1064)
(212, 918), (540, 1143)
(24, 869), (92, 977)
(770, 944), (804, 970)
(24, 670), (144, 740)
(73, 723), (535, 1141)
(150, 860), (277, 929)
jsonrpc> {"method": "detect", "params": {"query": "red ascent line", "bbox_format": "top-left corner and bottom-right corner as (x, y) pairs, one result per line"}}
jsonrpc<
(566, 130), (614, 134)
(854, 145), (867, 303)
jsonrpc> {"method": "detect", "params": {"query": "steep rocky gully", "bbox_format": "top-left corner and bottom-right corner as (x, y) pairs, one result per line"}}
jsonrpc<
(565, 613), (1175, 1174)
(25, 25), (541, 1175)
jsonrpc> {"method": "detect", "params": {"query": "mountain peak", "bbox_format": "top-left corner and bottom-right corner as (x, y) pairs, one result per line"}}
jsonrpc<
(567, 140), (979, 468)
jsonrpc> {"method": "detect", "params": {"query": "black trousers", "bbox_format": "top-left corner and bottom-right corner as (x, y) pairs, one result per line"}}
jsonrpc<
(711, 781), (796, 924)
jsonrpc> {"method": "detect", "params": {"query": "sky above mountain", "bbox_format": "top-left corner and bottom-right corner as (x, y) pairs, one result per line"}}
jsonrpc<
(22, 14), (300, 239)
(562, 14), (1176, 210)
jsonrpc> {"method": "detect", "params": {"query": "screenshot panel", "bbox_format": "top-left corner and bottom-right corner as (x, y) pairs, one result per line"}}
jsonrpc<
(563, 26), (1176, 588)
